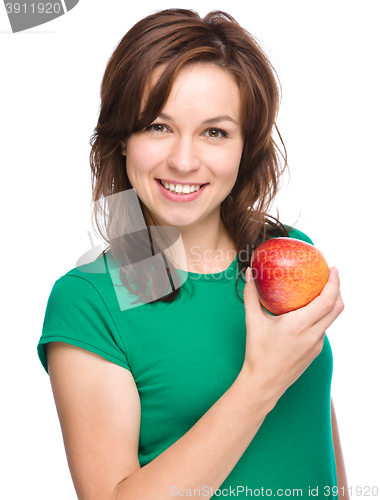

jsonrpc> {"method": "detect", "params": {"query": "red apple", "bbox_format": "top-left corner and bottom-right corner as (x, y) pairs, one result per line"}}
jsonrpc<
(250, 237), (329, 315)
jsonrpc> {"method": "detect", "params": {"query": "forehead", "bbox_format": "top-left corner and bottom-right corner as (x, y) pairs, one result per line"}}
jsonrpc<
(172, 63), (239, 102)
(144, 62), (242, 121)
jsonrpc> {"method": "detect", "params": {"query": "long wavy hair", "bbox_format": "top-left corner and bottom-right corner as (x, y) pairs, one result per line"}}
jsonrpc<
(89, 8), (291, 305)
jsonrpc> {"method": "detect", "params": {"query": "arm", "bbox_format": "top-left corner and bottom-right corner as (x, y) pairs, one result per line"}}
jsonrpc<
(331, 397), (350, 499)
(47, 342), (275, 500)
(47, 268), (343, 500)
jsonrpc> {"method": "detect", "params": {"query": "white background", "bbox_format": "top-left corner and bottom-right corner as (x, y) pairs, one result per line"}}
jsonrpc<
(1, 0), (379, 498)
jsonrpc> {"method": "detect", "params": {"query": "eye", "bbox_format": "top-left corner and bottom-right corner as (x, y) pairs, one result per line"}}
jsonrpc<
(204, 128), (228, 139)
(146, 123), (169, 133)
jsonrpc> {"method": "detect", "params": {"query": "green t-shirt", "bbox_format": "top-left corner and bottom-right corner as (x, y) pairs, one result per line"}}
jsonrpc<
(37, 228), (337, 497)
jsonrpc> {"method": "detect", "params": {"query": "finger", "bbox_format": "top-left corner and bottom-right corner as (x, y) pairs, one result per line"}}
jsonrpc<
(243, 267), (266, 317)
(308, 290), (345, 337)
(287, 267), (341, 329)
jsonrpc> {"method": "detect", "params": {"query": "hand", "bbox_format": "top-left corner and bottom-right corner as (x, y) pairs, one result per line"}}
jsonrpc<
(241, 266), (344, 403)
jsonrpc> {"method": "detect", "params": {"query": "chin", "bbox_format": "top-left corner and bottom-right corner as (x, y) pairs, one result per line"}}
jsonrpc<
(158, 218), (195, 228)
(144, 211), (186, 228)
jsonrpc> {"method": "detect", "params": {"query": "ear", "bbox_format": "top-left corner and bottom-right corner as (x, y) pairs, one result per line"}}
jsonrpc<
(121, 140), (127, 156)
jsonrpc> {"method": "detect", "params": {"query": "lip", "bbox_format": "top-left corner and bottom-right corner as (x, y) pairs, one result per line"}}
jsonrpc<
(155, 178), (208, 202)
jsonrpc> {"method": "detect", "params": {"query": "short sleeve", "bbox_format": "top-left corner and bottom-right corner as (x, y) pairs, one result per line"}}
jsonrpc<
(37, 275), (131, 374)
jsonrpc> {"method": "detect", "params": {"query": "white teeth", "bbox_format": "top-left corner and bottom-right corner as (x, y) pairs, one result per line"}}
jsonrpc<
(161, 180), (201, 194)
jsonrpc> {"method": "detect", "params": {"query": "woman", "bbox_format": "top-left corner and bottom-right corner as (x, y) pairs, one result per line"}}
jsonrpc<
(37, 9), (348, 499)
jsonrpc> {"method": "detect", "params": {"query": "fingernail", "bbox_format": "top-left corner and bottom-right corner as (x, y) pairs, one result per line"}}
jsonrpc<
(246, 267), (253, 283)
(332, 266), (339, 277)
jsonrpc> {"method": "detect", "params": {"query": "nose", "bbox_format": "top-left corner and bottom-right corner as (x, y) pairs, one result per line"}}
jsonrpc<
(167, 135), (201, 173)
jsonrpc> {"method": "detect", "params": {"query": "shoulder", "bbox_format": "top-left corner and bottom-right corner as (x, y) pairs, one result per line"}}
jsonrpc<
(38, 251), (131, 375)
(43, 252), (118, 320)
(44, 252), (113, 314)
(64, 250), (110, 280)
(285, 226), (315, 246)
(46, 249), (145, 315)
(261, 221), (315, 247)
(52, 250), (116, 292)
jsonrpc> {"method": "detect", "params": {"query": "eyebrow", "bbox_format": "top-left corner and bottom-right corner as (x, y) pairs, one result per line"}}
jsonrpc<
(158, 113), (238, 125)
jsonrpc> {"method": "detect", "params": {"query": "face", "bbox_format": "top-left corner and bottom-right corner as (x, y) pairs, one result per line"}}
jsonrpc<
(121, 63), (244, 233)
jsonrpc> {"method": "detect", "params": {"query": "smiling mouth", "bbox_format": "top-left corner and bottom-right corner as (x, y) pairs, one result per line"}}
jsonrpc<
(157, 179), (207, 194)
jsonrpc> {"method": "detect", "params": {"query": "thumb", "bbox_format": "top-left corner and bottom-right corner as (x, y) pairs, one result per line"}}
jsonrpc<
(243, 267), (263, 315)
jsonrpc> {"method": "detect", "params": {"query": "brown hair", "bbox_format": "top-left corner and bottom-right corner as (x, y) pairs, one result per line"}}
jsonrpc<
(89, 8), (291, 305)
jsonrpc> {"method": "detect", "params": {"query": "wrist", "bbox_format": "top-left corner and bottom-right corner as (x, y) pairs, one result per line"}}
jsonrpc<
(234, 366), (278, 415)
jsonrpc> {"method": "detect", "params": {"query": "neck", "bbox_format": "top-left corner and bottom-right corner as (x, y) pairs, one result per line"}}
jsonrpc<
(186, 222), (234, 269)
(159, 220), (237, 274)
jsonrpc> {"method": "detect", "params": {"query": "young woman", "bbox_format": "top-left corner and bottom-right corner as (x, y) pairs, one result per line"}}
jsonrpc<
(37, 9), (348, 500)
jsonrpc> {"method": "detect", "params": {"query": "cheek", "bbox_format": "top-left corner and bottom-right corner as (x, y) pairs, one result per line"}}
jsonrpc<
(207, 148), (241, 182)
(126, 145), (151, 180)
(126, 139), (166, 177)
